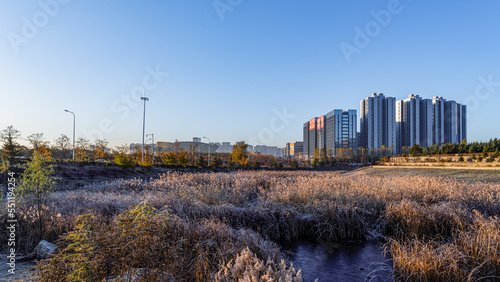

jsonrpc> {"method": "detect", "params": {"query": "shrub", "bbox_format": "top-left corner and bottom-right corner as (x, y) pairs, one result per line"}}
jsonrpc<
(113, 154), (135, 168)
(36, 201), (288, 281)
(195, 156), (207, 168)
(252, 161), (261, 169)
(18, 151), (56, 242)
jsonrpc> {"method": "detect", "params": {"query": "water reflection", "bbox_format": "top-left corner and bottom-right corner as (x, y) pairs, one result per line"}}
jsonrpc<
(285, 240), (393, 282)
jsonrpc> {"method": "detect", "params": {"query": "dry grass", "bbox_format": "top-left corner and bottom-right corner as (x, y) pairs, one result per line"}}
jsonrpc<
(367, 167), (500, 184)
(36, 202), (300, 281)
(388, 211), (500, 281)
(2, 170), (500, 280)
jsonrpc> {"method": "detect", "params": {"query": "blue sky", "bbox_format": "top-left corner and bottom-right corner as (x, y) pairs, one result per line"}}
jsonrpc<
(1, 1), (499, 148)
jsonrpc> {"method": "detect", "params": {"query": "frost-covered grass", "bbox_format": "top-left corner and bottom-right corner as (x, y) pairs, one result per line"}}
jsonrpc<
(2, 170), (500, 280)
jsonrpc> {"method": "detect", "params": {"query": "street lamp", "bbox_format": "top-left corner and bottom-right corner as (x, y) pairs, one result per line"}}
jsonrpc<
(64, 110), (75, 160)
(141, 96), (149, 164)
(146, 133), (154, 164)
(203, 136), (210, 165)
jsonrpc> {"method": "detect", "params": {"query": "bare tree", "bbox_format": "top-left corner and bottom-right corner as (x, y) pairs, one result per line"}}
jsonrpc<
(114, 144), (130, 155)
(94, 139), (109, 160)
(55, 134), (71, 159)
(27, 133), (48, 150)
(75, 138), (90, 161)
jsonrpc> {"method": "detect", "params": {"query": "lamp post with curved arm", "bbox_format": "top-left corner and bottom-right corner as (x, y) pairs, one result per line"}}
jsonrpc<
(141, 96), (149, 164)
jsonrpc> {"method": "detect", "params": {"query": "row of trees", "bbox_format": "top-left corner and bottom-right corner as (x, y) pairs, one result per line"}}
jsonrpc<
(0, 125), (295, 169)
(405, 139), (500, 157)
(0, 125), (112, 162)
(308, 147), (383, 168)
(3, 125), (386, 170)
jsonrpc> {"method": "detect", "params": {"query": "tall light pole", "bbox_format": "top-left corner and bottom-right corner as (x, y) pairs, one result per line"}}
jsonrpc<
(146, 133), (154, 164)
(141, 96), (149, 164)
(64, 110), (75, 160)
(203, 136), (210, 165)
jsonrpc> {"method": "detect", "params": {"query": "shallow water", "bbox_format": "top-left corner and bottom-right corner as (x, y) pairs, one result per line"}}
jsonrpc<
(285, 241), (393, 282)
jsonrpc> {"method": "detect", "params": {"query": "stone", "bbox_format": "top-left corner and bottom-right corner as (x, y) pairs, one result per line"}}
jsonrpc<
(33, 240), (57, 260)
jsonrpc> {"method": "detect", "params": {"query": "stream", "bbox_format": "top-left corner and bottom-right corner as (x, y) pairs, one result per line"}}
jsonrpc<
(284, 240), (393, 282)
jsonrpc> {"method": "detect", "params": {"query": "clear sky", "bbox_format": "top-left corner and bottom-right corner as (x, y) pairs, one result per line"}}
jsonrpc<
(1, 1), (499, 148)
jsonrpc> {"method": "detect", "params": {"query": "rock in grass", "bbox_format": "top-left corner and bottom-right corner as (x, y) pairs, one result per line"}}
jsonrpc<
(22, 240), (57, 261)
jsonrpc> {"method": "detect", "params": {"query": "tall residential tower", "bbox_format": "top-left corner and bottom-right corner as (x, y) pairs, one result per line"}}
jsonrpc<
(360, 93), (396, 152)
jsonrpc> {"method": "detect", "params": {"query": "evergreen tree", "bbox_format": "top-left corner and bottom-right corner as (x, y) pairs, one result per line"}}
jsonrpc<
(0, 126), (23, 161)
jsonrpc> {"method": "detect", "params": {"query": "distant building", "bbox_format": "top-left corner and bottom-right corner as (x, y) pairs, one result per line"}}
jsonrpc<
(308, 117), (317, 158)
(255, 145), (266, 154)
(156, 141), (218, 153)
(444, 100), (467, 144)
(266, 146), (278, 156)
(285, 143), (292, 158)
(216, 142), (233, 153)
(303, 109), (357, 159)
(288, 141), (303, 158)
(303, 122), (310, 159)
(130, 143), (153, 154)
(395, 95), (466, 150)
(420, 99), (433, 147)
(193, 137), (201, 143)
(247, 145), (254, 153)
(327, 109), (357, 156)
(360, 93), (396, 152)
(253, 145), (281, 157)
(432, 96), (445, 145)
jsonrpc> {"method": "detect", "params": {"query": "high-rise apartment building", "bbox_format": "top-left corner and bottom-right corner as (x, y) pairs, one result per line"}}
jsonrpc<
(306, 94), (466, 157)
(303, 122), (309, 159)
(396, 94), (466, 150)
(432, 96), (445, 145)
(420, 99), (433, 147)
(308, 117), (317, 158)
(317, 116), (326, 150)
(402, 94), (421, 147)
(303, 109), (357, 159)
(444, 100), (467, 144)
(360, 93), (396, 152)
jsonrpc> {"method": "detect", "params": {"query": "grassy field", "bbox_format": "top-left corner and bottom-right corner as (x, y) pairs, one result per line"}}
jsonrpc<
(2, 169), (500, 281)
(359, 166), (500, 183)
